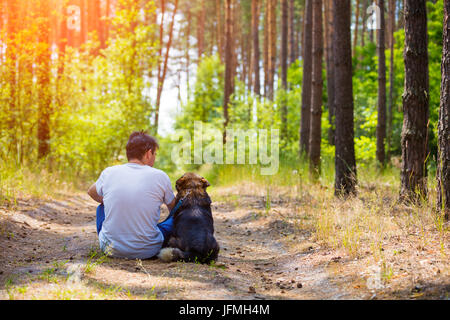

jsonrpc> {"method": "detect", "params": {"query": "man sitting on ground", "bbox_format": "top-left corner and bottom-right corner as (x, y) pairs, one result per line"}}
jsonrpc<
(87, 131), (175, 259)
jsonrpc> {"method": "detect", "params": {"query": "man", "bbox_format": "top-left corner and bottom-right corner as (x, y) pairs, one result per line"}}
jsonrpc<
(87, 131), (176, 259)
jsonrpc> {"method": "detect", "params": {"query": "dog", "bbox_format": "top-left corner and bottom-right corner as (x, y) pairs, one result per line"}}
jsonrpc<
(157, 172), (220, 264)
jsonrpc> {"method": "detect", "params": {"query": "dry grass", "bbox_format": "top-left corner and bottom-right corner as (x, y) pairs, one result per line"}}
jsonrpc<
(208, 164), (449, 298)
(1, 161), (449, 299)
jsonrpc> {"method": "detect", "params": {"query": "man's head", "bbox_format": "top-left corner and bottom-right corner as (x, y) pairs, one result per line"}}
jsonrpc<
(126, 131), (159, 167)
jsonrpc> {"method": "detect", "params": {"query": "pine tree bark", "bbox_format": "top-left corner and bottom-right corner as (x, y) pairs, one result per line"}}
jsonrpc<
(386, 0), (395, 161)
(396, 0), (404, 30)
(186, 7), (191, 98)
(88, 0), (102, 53)
(309, 0), (323, 174)
(333, 0), (357, 196)
(352, 0), (360, 57)
(376, 0), (386, 166)
(102, 0), (110, 49)
(223, 0), (235, 142)
(288, 0), (296, 65)
(267, 0), (277, 101)
(400, 0), (429, 202)
(295, 5), (303, 62)
(197, 0), (206, 61)
(325, 0), (335, 145)
(155, 0), (179, 133)
(360, 0), (369, 48)
(216, 0), (223, 60)
(300, 0), (313, 156)
(0, 0), (3, 32)
(37, 0), (52, 159)
(6, 0), (18, 155)
(80, 0), (87, 45)
(263, 0), (269, 98)
(57, 0), (68, 103)
(437, 0), (450, 220)
(251, 0), (261, 97)
(281, 0), (288, 143)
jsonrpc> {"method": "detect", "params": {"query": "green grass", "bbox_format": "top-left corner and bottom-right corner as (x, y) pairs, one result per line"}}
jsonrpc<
(84, 249), (109, 274)
(0, 161), (81, 203)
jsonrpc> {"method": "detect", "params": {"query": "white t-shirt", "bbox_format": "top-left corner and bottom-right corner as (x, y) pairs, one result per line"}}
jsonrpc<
(95, 163), (175, 259)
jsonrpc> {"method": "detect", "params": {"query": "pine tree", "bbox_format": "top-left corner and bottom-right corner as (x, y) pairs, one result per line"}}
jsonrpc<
(309, 0), (323, 174)
(400, 0), (429, 202)
(333, 0), (357, 196)
(300, 0), (313, 155)
(376, 0), (386, 166)
(437, 0), (450, 220)
(37, 0), (52, 159)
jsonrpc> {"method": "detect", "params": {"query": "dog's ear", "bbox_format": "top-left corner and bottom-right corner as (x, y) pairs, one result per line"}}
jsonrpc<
(201, 177), (210, 188)
(176, 175), (187, 192)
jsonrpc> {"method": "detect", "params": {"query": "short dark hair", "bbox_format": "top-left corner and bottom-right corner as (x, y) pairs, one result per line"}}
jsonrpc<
(126, 131), (159, 161)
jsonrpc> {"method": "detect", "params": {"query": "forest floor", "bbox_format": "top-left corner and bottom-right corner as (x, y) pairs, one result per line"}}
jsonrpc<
(0, 181), (449, 300)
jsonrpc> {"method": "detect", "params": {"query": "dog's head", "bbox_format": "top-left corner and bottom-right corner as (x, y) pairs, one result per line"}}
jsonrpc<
(175, 173), (212, 216)
(175, 172), (210, 195)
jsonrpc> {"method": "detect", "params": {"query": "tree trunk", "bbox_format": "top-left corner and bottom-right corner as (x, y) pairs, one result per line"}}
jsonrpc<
(267, 0), (277, 101)
(197, 0), (206, 61)
(6, 0), (18, 156)
(57, 0), (68, 103)
(102, 0), (110, 49)
(235, 1), (245, 84)
(352, 0), (360, 57)
(88, 0), (102, 53)
(223, 0), (235, 142)
(281, 0), (288, 143)
(437, 0), (450, 220)
(400, 0), (429, 202)
(300, 0), (313, 155)
(360, 0), (369, 48)
(0, 0), (4, 33)
(252, 0), (261, 97)
(309, 0), (323, 175)
(186, 6), (191, 99)
(37, 0), (52, 159)
(396, 0), (404, 30)
(263, 0), (269, 97)
(80, 0), (87, 45)
(376, 0), (386, 166)
(216, 0), (223, 60)
(333, 0), (357, 196)
(325, 0), (335, 145)
(155, 0), (179, 133)
(288, 0), (296, 65)
(386, 0), (395, 161)
(295, 5), (303, 62)
(87, 0), (100, 38)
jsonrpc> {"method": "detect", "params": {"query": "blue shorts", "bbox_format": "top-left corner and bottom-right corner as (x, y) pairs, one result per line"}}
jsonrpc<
(96, 204), (174, 243)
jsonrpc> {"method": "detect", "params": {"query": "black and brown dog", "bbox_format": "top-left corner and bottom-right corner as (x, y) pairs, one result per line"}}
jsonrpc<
(157, 172), (220, 264)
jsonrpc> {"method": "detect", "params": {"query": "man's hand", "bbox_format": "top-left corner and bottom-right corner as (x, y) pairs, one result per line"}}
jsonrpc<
(166, 198), (176, 213)
(87, 183), (103, 204)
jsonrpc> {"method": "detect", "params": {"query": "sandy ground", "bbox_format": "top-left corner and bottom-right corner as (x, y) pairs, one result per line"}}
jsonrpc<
(0, 185), (448, 300)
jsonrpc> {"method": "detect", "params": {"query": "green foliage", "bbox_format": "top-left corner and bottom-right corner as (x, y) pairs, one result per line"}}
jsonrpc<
(175, 54), (225, 131)
(51, 0), (158, 177)
(1, 0), (160, 183)
(0, 0), (445, 194)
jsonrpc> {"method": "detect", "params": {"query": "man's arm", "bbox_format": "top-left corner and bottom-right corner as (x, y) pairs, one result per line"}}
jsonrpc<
(87, 183), (103, 204)
(166, 198), (176, 213)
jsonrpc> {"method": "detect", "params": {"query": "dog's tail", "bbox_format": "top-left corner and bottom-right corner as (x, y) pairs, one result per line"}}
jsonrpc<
(157, 247), (188, 262)
(158, 247), (217, 263)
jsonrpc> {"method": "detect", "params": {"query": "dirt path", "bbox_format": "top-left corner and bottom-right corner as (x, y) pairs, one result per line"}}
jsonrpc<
(0, 186), (443, 300)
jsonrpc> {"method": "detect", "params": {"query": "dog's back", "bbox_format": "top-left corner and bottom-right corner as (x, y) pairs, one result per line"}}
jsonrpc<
(175, 206), (219, 262)
(158, 173), (219, 264)
(158, 206), (219, 263)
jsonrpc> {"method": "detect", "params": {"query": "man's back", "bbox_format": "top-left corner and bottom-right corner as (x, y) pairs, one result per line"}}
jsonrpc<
(96, 163), (174, 259)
